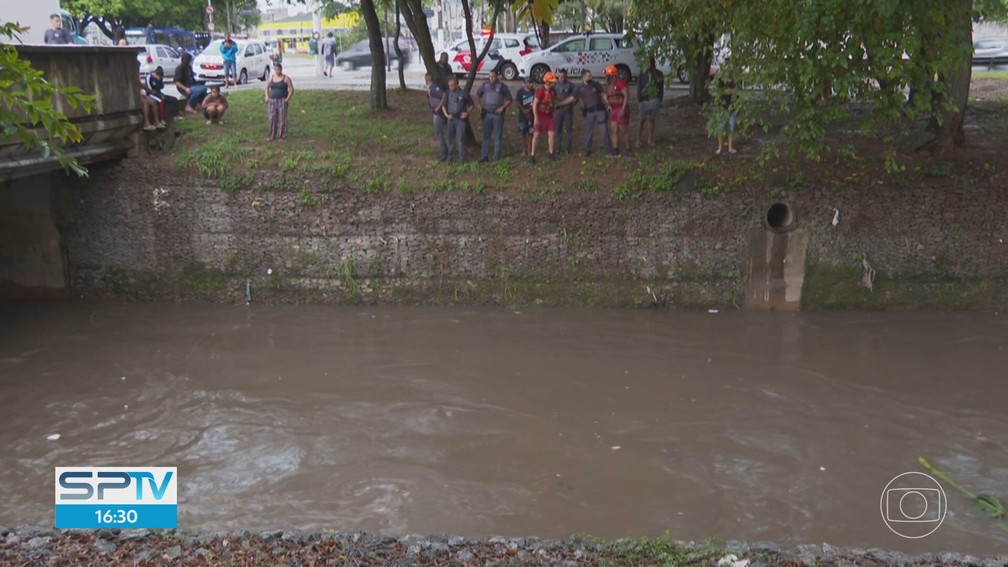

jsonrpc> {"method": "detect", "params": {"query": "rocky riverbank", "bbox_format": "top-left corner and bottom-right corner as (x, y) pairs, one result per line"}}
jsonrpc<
(2, 526), (1006, 566)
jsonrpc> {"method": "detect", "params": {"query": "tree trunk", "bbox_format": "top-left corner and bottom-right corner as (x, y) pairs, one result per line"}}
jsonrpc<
(538, 21), (551, 48)
(399, 0), (445, 87)
(361, 0), (388, 110)
(460, 0), (502, 93)
(687, 33), (714, 104)
(394, 0), (407, 91)
(925, 1), (971, 152)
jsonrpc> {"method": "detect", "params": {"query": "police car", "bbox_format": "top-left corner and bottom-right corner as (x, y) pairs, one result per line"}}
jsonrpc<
(446, 32), (539, 81)
(517, 33), (640, 83)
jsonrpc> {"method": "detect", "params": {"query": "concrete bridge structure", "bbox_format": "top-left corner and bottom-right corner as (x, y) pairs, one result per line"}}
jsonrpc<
(1, 45), (141, 297)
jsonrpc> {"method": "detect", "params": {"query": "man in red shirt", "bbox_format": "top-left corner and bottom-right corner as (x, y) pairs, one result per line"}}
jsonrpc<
(530, 71), (559, 164)
(605, 65), (631, 157)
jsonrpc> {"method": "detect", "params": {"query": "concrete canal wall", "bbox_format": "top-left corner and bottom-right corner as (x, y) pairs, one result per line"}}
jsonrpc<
(10, 157), (994, 309)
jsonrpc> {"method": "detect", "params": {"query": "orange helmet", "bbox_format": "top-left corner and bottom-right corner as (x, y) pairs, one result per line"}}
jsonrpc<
(543, 71), (557, 83)
(604, 65), (618, 77)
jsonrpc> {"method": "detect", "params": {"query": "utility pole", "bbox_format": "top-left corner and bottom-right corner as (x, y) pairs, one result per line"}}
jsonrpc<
(207, 0), (216, 36)
(310, 0), (323, 76)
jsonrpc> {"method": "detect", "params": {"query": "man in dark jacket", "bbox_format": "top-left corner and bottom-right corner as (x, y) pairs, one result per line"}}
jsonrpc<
(174, 52), (208, 113)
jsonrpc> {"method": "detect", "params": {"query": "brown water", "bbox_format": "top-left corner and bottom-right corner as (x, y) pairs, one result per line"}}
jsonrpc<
(1, 302), (1007, 554)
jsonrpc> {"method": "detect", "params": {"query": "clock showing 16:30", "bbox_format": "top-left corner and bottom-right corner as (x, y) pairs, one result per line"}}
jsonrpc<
(95, 508), (139, 524)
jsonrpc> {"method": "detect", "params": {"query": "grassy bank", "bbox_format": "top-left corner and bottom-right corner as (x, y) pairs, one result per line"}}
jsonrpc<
(163, 85), (1008, 199)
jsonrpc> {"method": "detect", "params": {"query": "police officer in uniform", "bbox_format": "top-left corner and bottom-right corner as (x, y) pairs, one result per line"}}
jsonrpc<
(561, 70), (614, 157)
(426, 73), (449, 161)
(475, 70), (512, 162)
(442, 76), (474, 162)
(553, 69), (576, 154)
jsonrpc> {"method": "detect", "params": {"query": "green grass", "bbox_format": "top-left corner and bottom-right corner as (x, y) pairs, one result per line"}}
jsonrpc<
(978, 70), (1008, 81)
(165, 85), (1008, 197)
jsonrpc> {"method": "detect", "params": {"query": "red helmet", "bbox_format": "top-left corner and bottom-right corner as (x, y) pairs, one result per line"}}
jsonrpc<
(543, 71), (557, 83)
(604, 65), (618, 77)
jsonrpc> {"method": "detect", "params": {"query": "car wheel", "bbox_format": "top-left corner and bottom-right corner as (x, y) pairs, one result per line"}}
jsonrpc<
(530, 64), (549, 83)
(239, 69), (248, 85)
(500, 62), (518, 81)
(262, 66), (270, 81)
(616, 64), (632, 83)
(341, 60), (355, 71)
(677, 65), (689, 84)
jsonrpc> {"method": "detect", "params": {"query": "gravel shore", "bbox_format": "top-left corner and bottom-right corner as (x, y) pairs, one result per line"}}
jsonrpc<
(3, 526), (1007, 566)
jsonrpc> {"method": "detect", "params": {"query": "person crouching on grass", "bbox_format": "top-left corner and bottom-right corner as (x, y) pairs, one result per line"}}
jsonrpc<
(202, 85), (228, 125)
(529, 72), (558, 164)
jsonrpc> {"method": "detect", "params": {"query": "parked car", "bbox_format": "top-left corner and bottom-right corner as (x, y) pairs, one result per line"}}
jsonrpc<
(973, 37), (1008, 69)
(336, 38), (412, 70)
(445, 33), (539, 81)
(193, 39), (272, 84)
(517, 33), (639, 83)
(136, 44), (182, 79)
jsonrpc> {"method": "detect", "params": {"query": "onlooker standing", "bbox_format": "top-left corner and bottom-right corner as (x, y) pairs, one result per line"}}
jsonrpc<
(715, 69), (737, 154)
(202, 85), (228, 125)
(605, 65), (631, 156)
(475, 70), (512, 163)
(636, 56), (664, 148)
(425, 73), (449, 161)
(442, 76), (473, 162)
(530, 72), (558, 164)
(44, 14), (71, 44)
(515, 78), (536, 157)
(437, 53), (454, 84)
(565, 70), (613, 157)
(220, 34), (239, 88)
(321, 32), (337, 77)
(553, 69), (576, 154)
(265, 63), (294, 141)
(174, 52), (207, 113)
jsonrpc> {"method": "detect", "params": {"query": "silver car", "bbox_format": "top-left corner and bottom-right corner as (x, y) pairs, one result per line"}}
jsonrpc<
(136, 44), (182, 79)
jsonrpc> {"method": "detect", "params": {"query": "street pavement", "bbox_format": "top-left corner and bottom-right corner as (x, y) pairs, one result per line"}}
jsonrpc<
(163, 52), (692, 98)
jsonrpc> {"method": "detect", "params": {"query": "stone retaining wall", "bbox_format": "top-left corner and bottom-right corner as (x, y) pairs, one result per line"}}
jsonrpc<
(54, 159), (1008, 308)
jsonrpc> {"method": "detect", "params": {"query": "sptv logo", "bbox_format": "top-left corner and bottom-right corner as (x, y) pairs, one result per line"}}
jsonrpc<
(55, 467), (177, 529)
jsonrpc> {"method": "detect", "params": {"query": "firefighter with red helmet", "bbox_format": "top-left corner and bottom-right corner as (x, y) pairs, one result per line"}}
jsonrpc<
(605, 64), (631, 157)
(530, 71), (559, 164)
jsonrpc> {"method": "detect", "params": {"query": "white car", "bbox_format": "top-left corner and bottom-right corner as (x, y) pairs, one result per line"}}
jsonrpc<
(445, 33), (539, 81)
(517, 33), (639, 83)
(136, 44), (182, 79)
(193, 39), (272, 84)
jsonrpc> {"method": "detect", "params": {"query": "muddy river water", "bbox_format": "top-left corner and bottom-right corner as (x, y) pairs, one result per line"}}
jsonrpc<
(1, 302), (1006, 555)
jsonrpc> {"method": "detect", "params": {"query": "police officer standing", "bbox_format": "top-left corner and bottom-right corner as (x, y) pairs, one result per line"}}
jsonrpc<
(426, 73), (449, 161)
(560, 70), (614, 157)
(475, 70), (512, 163)
(553, 69), (576, 154)
(442, 76), (474, 162)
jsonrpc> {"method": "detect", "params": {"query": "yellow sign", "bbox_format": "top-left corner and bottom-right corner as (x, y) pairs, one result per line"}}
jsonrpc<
(258, 13), (360, 38)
